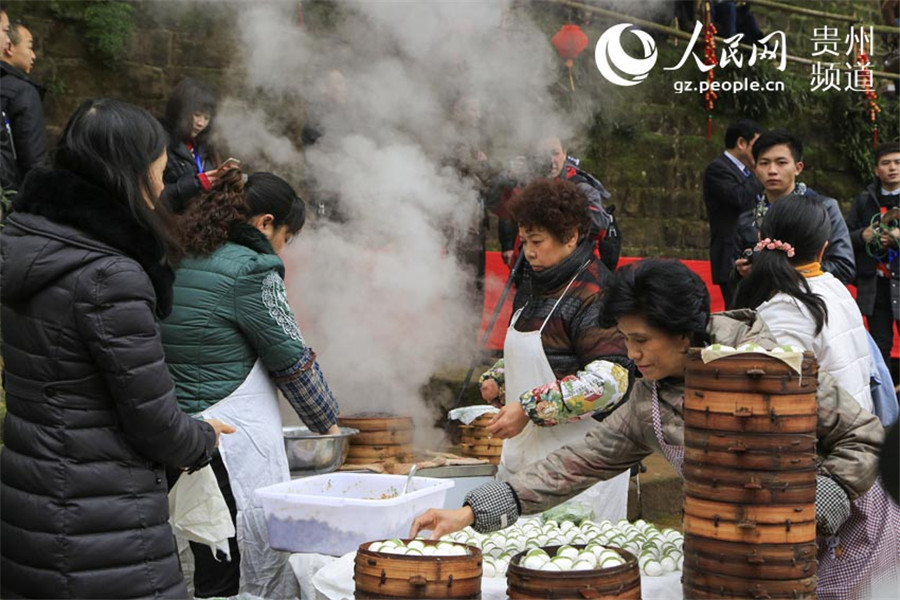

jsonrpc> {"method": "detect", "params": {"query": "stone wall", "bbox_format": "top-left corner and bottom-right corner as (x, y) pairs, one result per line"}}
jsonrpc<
(5, 0), (895, 260)
(6, 1), (240, 139)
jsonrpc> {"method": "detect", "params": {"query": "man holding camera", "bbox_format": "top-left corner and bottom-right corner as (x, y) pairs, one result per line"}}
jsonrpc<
(846, 142), (900, 378)
(732, 129), (855, 284)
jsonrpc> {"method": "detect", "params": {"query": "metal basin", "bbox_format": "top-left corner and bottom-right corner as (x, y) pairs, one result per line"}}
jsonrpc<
(283, 426), (359, 476)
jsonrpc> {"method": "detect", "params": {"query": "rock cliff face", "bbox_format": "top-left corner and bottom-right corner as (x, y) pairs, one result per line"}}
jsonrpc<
(7, 0), (896, 259)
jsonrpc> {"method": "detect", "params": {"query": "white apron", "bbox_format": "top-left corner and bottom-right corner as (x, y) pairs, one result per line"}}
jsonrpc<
(200, 360), (299, 599)
(496, 269), (629, 522)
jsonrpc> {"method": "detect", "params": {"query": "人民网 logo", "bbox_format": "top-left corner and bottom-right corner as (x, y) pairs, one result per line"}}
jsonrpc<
(594, 23), (658, 87)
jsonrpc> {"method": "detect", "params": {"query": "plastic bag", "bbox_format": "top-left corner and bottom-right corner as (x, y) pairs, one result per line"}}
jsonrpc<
(541, 500), (595, 525)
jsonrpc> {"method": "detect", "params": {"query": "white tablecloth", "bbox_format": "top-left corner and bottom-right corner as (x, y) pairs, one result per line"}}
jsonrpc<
(300, 551), (684, 600)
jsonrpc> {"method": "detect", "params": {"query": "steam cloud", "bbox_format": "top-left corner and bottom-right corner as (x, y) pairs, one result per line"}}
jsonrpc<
(217, 0), (630, 443)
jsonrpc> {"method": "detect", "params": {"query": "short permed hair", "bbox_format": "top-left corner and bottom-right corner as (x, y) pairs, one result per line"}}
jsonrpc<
(508, 178), (590, 244)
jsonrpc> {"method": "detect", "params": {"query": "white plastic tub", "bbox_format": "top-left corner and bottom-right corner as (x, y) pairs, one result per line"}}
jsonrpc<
(254, 473), (454, 556)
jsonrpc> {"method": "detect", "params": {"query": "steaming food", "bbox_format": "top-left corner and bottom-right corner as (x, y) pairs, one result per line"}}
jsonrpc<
(438, 518), (683, 578)
(369, 539), (469, 556)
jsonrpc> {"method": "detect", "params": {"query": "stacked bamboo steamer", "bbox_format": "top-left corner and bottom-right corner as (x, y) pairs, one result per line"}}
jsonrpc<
(459, 414), (503, 465)
(354, 539), (482, 599)
(338, 414), (414, 465)
(682, 349), (819, 599)
(507, 545), (641, 599)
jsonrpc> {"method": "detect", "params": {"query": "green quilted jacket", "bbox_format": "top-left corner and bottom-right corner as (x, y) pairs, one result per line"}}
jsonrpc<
(161, 225), (307, 415)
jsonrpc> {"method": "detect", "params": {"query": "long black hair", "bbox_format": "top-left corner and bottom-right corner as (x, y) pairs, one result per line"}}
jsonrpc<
(55, 97), (181, 260)
(602, 259), (711, 346)
(733, 194), (829, 334)
(164, 77), (219, 152)
(245, 172), (306, 234)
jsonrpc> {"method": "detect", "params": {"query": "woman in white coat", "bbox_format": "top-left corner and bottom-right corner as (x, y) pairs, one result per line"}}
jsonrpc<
(735, 194), (874, 412)
(478, 178), (633, 522)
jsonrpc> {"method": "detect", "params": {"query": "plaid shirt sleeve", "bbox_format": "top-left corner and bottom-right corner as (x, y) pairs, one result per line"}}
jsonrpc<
(464, 481), (521, 533)
(271, 347), (339, 434)
(816, 474), (852, 536)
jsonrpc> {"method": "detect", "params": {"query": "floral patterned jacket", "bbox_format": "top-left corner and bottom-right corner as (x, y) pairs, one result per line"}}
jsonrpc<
(479, 357), (630, 426)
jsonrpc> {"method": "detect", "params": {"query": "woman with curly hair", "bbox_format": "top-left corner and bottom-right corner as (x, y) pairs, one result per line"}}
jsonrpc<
(161, 169), (341, 598)
(477, 178), (633, 522)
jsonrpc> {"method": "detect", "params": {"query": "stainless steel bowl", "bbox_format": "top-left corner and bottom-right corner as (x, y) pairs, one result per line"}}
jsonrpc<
(283, 426), (359, 475)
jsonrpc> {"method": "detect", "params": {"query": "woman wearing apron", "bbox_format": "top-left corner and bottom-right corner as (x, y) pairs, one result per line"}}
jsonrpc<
(161, 170), (341, 598)
(478, 178), (633, 522)
(413, 259), (899, 599)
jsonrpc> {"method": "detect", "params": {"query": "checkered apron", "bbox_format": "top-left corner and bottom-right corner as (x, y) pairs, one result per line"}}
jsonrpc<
(650, 383), (683, 476)
(817, 480), (900, 599)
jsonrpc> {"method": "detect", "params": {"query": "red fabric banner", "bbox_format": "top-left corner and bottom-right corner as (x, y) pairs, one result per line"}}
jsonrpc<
(479, 252), (898, 359)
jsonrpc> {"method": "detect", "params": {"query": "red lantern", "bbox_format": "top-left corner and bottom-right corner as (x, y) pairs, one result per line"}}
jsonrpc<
(551, 24), (589, 90)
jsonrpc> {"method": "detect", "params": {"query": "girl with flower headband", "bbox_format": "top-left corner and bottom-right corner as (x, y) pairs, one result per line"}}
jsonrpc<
(734, 194), (874, 413)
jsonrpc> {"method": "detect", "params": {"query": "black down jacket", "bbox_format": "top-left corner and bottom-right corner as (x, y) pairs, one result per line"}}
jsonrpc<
(0, 169), (216, 599)
(0, 61), (49, 190)
(160, 125), (216, 214)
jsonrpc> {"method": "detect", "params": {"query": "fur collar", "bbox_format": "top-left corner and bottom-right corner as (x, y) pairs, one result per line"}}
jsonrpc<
(13, 169), (176, 318)
(229, 222), (276, 255)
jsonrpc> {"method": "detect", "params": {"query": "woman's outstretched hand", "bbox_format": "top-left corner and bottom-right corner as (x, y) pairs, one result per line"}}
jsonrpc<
(409, 506), (475, 540)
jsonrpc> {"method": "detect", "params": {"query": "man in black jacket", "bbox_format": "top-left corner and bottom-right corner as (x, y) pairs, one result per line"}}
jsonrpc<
(733, 129), (856, 285)
(846, 142), (900, 376)
(703, 119), (762, 308)
(0, 19), (48, 190)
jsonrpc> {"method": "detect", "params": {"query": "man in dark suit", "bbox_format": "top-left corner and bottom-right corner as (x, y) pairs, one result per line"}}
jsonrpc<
(703, 119), (763, 308)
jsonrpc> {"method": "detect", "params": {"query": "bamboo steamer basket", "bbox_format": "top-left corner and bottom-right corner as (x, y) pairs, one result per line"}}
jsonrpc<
(682, 535), (817, 580)
(683, 495), (815, 545)
(682, 463), (816, 505)
(683, 446), (817, 471)
(683, 408), (817, 434)
(684, 349), (818, 395)
(684, 478), (816, 505)
(354, 540), (482, 599)
(339, 415), (414, 433)
(352, 429), (414, 446)
(459, 414), (503, 465)
(339, 415), (415, 465)
(682, 570), (817, 599)
(684, 429), (816, 456)
(683, 351), (819, 599)
(682, 463), (816, 489)
(507, 546), (640, 599)
(684, 389), (817, 416)
(347, 444), (415, 460)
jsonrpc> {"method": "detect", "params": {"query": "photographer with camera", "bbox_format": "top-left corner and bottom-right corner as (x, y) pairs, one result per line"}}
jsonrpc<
(846, 142), (900, 381)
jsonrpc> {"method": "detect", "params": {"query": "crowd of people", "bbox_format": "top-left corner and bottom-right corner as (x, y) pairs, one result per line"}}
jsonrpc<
(1, 4), (899, 600)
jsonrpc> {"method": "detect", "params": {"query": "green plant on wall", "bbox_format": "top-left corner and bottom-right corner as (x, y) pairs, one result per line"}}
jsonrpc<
(831, 91), (900, 184)
(49, 0), (134, 65)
